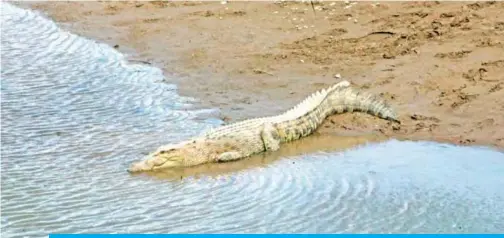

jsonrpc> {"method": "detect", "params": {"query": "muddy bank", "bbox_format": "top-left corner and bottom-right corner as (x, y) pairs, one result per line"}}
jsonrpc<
(21, 1), (504, 148)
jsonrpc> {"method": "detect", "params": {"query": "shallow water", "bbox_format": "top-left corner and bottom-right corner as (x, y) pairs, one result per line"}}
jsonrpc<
(1, 3), (504, 237)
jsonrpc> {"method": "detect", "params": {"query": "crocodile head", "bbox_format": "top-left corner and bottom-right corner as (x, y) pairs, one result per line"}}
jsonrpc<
(127, 141), (202, 172)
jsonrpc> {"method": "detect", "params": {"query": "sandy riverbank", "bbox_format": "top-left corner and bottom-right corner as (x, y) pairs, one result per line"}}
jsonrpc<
(20, 1), (504, 148)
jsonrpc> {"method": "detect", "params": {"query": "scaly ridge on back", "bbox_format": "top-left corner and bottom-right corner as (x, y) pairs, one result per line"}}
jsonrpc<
(200, 81), (351, 140)
(273, 80), (350, 122)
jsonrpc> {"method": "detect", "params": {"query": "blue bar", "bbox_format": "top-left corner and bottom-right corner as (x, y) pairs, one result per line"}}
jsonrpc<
(49, 235), (504, 238)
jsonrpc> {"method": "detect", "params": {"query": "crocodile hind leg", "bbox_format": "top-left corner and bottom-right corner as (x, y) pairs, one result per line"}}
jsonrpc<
(261, 122), (281, 151)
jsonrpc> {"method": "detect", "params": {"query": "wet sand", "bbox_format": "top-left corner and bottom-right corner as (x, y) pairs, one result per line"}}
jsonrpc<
(22, 1), (504, 148)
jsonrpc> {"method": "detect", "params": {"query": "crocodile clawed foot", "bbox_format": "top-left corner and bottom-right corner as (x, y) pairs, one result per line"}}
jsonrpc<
(217, 151), (243, 162)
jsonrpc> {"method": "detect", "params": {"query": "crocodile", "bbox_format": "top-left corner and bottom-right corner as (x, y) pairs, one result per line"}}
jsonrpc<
(128, 80), (399, 172)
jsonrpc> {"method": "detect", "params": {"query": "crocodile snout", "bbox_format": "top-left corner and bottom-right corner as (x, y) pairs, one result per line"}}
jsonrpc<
(127, 160), (150, 173)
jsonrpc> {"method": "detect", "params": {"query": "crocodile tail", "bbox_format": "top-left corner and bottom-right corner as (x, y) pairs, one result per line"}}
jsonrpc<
(333, 86), (400, 123)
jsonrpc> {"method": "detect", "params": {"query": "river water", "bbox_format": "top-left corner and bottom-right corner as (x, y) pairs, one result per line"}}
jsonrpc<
(1, 3), (503, 236)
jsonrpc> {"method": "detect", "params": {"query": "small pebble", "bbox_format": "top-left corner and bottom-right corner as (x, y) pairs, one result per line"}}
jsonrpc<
(334, 73), (342, 79)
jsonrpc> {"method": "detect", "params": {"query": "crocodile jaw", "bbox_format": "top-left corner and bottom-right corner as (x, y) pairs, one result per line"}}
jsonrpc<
(127, 155), (183, 173)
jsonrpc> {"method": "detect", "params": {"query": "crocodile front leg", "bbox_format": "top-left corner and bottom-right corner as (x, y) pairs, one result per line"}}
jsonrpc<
(261, 122), (281, 151)
(217, 151), (243, 162)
